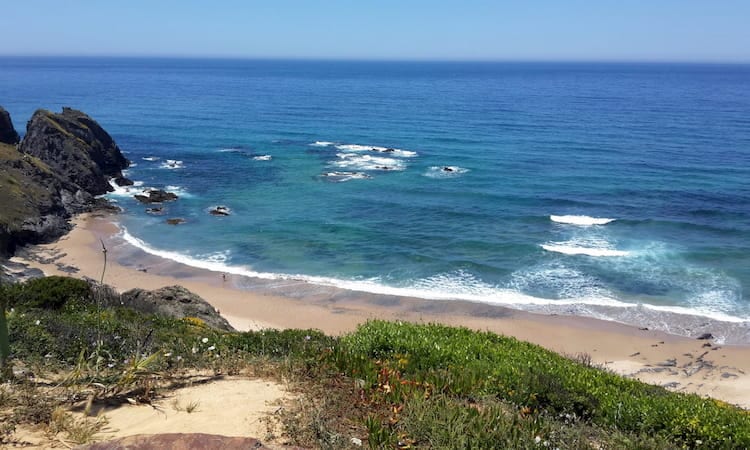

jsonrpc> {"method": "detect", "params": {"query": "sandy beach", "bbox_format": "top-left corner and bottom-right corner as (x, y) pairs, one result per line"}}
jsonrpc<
(10, 213), (750, 409)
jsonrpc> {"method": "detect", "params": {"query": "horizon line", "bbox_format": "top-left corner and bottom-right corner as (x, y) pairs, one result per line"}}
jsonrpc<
(1, 54), (749, 66)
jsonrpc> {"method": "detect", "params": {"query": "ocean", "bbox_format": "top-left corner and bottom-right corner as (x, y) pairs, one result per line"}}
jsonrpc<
(2, 58), (749, 337)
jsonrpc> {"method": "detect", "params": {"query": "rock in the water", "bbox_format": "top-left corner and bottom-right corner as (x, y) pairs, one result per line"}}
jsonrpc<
(19, 107), (129, 195)
(120, 286), (234, 331)
(135, 189), (178, 203)
(0, 106), (20, 145)
(166, 218), (186, 225)
(209, 205), (231, 216)
(696, 333), (714, 340)
(78, 433), (276, 450)
(146, 207), (164, 215)
(113, 175), (134, 186)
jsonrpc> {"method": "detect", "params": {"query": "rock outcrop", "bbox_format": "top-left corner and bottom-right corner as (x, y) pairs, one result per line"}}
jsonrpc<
(134, 189), (178, 203)
(19, 107), (129, 195)
(80, 433), (278, 450)
(120, 286), (235, 331)
(0, 106), (20, 145)
(0, 106), (129, 256)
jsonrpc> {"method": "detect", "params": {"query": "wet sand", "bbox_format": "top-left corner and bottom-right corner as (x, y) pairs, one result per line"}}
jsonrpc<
(10, 213), (750, 409)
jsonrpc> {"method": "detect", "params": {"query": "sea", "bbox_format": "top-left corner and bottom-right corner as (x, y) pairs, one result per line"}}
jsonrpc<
(2, 58), (749, 340)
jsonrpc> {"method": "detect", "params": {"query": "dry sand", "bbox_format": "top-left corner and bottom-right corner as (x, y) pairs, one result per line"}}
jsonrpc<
(11, 213), (750, 409)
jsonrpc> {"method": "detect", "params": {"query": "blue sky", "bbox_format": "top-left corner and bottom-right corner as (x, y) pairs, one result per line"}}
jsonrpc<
(3, 1), (749, 62)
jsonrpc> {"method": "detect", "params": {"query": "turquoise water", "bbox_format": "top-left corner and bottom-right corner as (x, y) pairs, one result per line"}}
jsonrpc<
(2, 58), (750, 324)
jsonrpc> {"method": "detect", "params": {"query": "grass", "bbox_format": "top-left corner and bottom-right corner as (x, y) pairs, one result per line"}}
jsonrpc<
(1, 276), (749, 448)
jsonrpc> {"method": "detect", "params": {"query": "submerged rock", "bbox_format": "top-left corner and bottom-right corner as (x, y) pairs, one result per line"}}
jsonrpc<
(135, 189), (178, 203)
(113, 175), (134, 186)
(166, 218), (186, 225)
(121, 286), (235, 331)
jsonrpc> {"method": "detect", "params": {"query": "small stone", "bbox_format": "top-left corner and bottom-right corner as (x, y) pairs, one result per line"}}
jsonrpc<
(696, 333), (713, 340)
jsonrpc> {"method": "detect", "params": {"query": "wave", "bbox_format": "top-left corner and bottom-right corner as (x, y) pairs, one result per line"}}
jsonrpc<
(107, 179), (148, 198)
(333, 153), (406, 171)
(118, 227), (747, 324)
(165, 185), (193, 198)
(541, 243), (630, 257)
(142, 156), (160, 161)
(424, 166), (469, 178)
(335, 144), (417, 158)
(160, 159), (184, 169)
(321, 171), (373, 182)
(253, 155), (272, 161)
(310, 141), (334, 147)
(550, 215), (615, 226)
(218, 147), (246, 153)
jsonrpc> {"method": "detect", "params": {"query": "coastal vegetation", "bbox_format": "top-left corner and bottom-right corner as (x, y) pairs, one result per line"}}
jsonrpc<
(0, 276), (748, 448)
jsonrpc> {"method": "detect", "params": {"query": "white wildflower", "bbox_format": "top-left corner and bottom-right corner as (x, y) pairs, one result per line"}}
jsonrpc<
(35, 320), (41, 325)
(164, 352), (172, 357)
(534, 436), (542, 444)
(207, 345), (215, 351)
(192, 346), (198, 354)
(201, 337), (209, 343)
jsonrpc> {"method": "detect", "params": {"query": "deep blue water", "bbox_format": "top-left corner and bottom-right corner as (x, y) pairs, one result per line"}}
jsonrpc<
(2, 57), (750, 322)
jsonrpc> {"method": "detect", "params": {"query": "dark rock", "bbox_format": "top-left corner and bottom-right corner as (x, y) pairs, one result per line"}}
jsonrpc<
(0, 106), (20, 144)
(166, 218), (186, 225)
(656, 358), (677, 367)
(209, 206), (231, 216)
(19, 107), (129, 196)
(696, 333), (714, 340)
(443, 166), (454, 172)
(146, 207), (164, 215)
(135, 189), (178, 204)
(113, 175), (134, 186)
(77, 433), (277, 450)
(120, 286), (234, 331)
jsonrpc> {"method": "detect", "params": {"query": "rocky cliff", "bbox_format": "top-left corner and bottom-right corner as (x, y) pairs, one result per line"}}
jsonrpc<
(0, 107), (20, 145)
(19, 107), (129, 195)
(0, 106), (129, 256)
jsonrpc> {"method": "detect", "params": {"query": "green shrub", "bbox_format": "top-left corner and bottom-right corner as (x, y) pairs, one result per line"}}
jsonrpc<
(336, 320), (750, 449)
(5, 276), (91, 309)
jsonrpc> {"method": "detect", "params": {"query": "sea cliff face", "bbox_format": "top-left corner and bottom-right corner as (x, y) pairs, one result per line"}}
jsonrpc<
(0, 107), (130, 256)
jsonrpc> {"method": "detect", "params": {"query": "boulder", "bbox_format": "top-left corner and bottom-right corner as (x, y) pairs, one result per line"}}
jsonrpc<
(120, 286), (235, 331)
(78, 433), (277, 450)
(113, 175), (134, 186)
(0, 106), (20, 144)
(135, 189), (178, 203)
(19, 107), (130, 195)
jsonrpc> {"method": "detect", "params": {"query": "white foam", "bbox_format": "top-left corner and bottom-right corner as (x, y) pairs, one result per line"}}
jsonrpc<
(424, 166), (469, 178)
(541, 244), (630, 257)
(333, 153), (405, 171)
(107, 179), (149, 198)
(160, 159), (184, 169)
(550, 215), (615, 226)
(116, 228), (750, 325)
(142, 156), (160, 161)
(165, 185), (193, 198)
(322, 171), (373, 182)
(310, 141), (334, 147)
(335, 144), (417, 158)
(253, 155), (272, 161)
(218, 148), (244, 153)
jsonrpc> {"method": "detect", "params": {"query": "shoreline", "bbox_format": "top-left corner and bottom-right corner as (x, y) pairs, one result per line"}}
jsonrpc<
(9, 212), (750, 408)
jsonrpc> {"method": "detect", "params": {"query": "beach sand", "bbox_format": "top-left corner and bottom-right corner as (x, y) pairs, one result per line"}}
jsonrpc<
(11, 213), (750, 409)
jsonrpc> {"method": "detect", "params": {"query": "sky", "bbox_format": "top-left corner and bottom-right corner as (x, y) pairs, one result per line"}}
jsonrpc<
(2, 1), (749, 63)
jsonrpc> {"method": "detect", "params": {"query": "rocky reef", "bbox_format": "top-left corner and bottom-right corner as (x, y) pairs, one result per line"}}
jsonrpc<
(0, 106), (130, 256)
